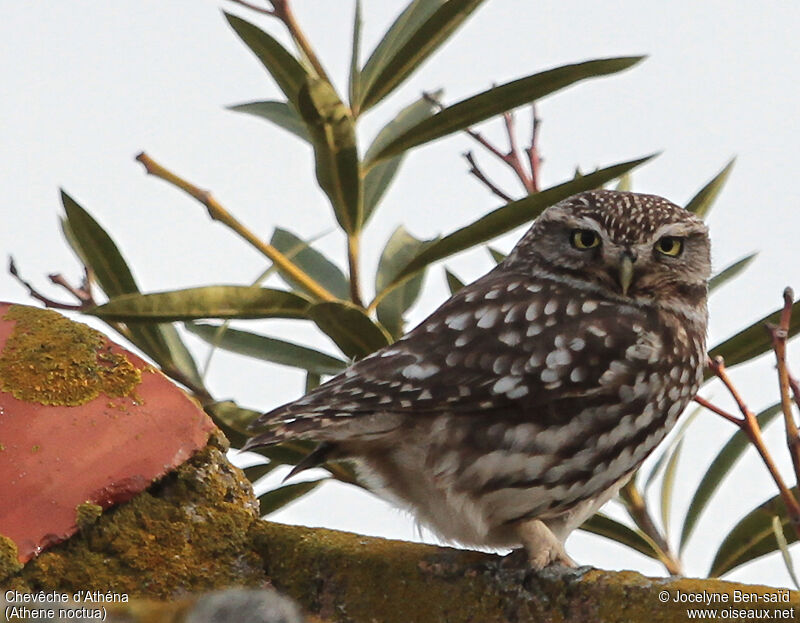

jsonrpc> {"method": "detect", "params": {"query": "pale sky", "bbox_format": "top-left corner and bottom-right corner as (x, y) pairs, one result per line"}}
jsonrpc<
(2, 1), (800, 588)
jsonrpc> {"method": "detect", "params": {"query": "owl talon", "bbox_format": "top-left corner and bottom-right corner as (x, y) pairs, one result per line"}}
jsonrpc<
(517, 519), (576, 571)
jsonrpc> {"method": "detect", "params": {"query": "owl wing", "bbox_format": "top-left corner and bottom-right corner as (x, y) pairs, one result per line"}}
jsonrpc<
(246, 271), (663, 448)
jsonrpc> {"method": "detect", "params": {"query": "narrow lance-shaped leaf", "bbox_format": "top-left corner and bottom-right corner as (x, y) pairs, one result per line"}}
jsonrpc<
(614, 172), (632, 192)
(297, 78), (362, 234)
(270, 228), (350, 300)
(686, 158), (736, 218)
(375, 227), (433, 339)
(358, 0), (487, 112)
(580, 513), (662, 560)
(679, 403), (782, 552)
(487, 246), (506, 264)
(365, 56), (645, 166)
(225, 13), (309, 108)
(362, 90), (443, 224)
(772, 516), (800, 589)
(644, 405), (700, 492)
(259, 479), (326, 516)
(378, 154), (655, 298)
(357, 0), (446, 114)
(90, 286), (311, 322)
(659, 437), (683, 540)
(61, 191), (203, 389)
(708, 253), (757, 294)
(227, 100), (310, 142)
(707, 298), (800, 374)
(186, 322), (347, 376)
(309, 301), (392, 360)
(444, 268), (465, 295)
(709, 487), (798, 577)
(348, 0), (362, 111)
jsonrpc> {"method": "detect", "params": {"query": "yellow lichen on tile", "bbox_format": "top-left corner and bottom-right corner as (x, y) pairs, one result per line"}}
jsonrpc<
(0, 306), (141, 406)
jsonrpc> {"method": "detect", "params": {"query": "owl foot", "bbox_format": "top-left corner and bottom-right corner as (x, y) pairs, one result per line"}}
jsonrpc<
(516, 519), (576, 571)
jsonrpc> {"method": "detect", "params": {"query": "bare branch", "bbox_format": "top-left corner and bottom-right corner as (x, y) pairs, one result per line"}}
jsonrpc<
(464, 152), (513, 202)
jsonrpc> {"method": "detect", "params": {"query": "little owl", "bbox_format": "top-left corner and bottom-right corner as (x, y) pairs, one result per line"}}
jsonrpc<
(245, 189), (711, 569)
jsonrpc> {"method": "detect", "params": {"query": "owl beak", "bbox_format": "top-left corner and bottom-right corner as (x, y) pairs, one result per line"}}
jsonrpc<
(618, 252), (635, 296)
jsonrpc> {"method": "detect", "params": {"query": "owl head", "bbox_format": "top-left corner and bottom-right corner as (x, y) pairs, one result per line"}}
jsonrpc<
(504, 190), (711, 313)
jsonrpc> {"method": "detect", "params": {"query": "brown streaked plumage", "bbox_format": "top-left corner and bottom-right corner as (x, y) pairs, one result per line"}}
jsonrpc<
(246, 189), (711, 569)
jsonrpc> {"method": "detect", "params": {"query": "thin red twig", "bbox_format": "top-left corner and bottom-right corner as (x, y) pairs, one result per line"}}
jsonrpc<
(699, 355), (800, 536)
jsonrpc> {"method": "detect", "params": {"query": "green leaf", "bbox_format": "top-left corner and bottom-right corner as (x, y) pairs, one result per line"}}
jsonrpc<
(270, 228), (350, 299)
(61, 191), (204, 389)
(61, 190), (138, 295)
(362, 90), (443, 224)
(772, 516), (800, 589)
(707, 299), (800, 373)
(487, 246), (506, 264)
(644, 405), (700, 493)
(365, 56), (645, 165)
(228, 100), (310, 142)
(186, 322), (347, 375)
(297, 77), (362, 234)
(679, 403), (781, 552)
(709, 487), (798, 577)
(375, 227), (431, 339)
(225, 13), (308, 107)
(90, 286), (311, 322)
(380, 154), (655, 295)
(244, 462), (279, 483)
(258, 479), (326, 516)
(348, 0), (362, 110)
(660, 438), (683, 540)
(306, 371), (322, 392)
(357, 0), (445, 114)
(308, 301), (392, 359)
(358, 0), (486, 112)
(444, 268), (465, 295)
(708, 253), (757, 294)
(614, 172), (632, 192)
(580, 513), (662, 560)
(685, 158), (736, 218)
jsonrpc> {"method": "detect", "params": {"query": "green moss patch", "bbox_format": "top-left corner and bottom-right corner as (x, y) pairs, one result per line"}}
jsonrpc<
(0, 305), (141, 406)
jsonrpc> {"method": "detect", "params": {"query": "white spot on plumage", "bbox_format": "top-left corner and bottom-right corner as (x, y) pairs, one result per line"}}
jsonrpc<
(541, 368), (560, 383)
(419, 389), (432, 400)
(493, 376), (520, 395)
(525, 283), (542, 293)
(566, 300), (580, 316)
(570, 337), (586, 351)
(402, 363), (440, 379)
(587, 325), (607, 338)
(499, 330), (521, 346)
(570, 367), (587, 383)
(477, 307), (500, 328)
(446, 311), (472, 330)
(545, 349), (571, 367)
(526, 323), (543, 337)
(506, 385), (529, 399)
(455, 334), (471, 347)
(582, 301), (598, 313)
(525, 302), (541, 321)
(544, 300), (558, 315)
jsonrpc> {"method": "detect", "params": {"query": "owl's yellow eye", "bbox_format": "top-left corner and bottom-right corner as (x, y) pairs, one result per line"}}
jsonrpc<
(570, 229), (600, 250)
(655, 236), (683, 257)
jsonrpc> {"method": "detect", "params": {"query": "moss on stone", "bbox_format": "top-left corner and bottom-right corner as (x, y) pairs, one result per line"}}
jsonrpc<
(0, 536), (23, 583)
(75, 502), (103, 532)
(0, 305), (141, 406)
(3, 431), (267, 598)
